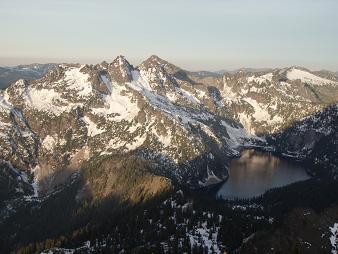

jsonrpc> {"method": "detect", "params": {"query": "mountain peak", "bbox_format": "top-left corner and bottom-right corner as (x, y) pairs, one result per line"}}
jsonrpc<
(288, 65), (310, 72)
(141, 55), (168, 67)
(148, 54), (165, 62)
(111, 55), (131, 67)
(139, 55), (180, 76)
(108, 55), (133, 83)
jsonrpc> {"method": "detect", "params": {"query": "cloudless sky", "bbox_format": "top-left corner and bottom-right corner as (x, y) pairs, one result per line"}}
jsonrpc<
(1, 0), (337, 71)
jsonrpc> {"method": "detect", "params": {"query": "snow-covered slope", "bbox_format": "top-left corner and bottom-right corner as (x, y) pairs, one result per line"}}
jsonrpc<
(217, 67), (338, 134)
(1, 56), (338, 200)
(287, 67), (338, 86)
(267, 104), (338, 176)
(0, 56), (254, 199)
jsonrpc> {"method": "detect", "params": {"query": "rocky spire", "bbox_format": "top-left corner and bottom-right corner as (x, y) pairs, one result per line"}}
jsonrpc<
(108, 55), (134, 84)
(137, 55), (181, 93)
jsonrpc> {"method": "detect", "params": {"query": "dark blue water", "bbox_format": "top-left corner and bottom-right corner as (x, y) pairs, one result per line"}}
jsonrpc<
(217, 149), (310, 199)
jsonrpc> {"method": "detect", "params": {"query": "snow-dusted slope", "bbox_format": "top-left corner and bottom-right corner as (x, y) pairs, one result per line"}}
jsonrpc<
(218, 67), (338, 135)
(267, 104), (338, 176)
(1, 56), (338, 199)
(0, 56), (253, 198)
(287, 67), (338, 86)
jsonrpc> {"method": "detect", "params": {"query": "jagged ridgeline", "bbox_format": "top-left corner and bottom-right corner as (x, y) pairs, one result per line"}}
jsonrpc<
(0, 55), (250, 199)
(0, 55), (338, 199)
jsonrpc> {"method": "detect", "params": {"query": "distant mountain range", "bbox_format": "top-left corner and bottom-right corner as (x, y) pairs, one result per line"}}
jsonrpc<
(0, 63), (56, 89)
(1, 63), (337, 89)
(216, 67), (338, 77)
(215, 67), (272, 75)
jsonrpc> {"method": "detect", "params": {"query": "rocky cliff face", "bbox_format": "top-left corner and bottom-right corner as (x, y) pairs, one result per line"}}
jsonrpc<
(267, 104), (338, 176)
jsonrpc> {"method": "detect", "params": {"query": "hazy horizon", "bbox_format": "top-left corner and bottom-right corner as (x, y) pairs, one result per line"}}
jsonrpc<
(1, 0), (338, 71)
(1, 56), (337, 73)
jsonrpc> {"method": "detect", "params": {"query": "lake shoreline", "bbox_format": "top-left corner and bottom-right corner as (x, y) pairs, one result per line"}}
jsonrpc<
(217, 149), (311, 200)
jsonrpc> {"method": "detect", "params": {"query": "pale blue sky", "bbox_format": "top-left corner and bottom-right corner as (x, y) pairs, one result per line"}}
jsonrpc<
(1, 0), (337, 71)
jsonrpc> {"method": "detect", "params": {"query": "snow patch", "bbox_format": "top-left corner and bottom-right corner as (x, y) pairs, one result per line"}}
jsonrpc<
(200, 166), (222, 187)
(248, 73), (273, 84)
(287, 68), (337, 86)
(0, 93), (13, 112)
(92, 83), (139, 122)
(81, 116), (105, 137)
(100, 74), (112, 93)
(129, 70), (213, 126)
(178, 88), (200, 104)
(221, 120), (248, 148)
(222, 82), (239, 102)
(188, 221), (221, 253)
(243, 98), (283, 125)
(42, 135), (56, 152)
(64, 67), (93, 97)
(330, 223), (338, 254)
(23, 88), (73, 116)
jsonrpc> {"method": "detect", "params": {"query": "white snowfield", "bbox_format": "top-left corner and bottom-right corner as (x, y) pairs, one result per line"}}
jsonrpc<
(287, 68), (337, 86)
(81, 116), (105, 137)
(0, 93), (13, 112)
(63, 67), (93, 97)
(92, 80), (139, 122)
(23, 87), (73, 116)
(330, 223), (338, 254)
(42, 135), (56, 152)
(247, 72), (273, 84)
(128, 70), (214, 126)
(243, 98), (282, 124)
